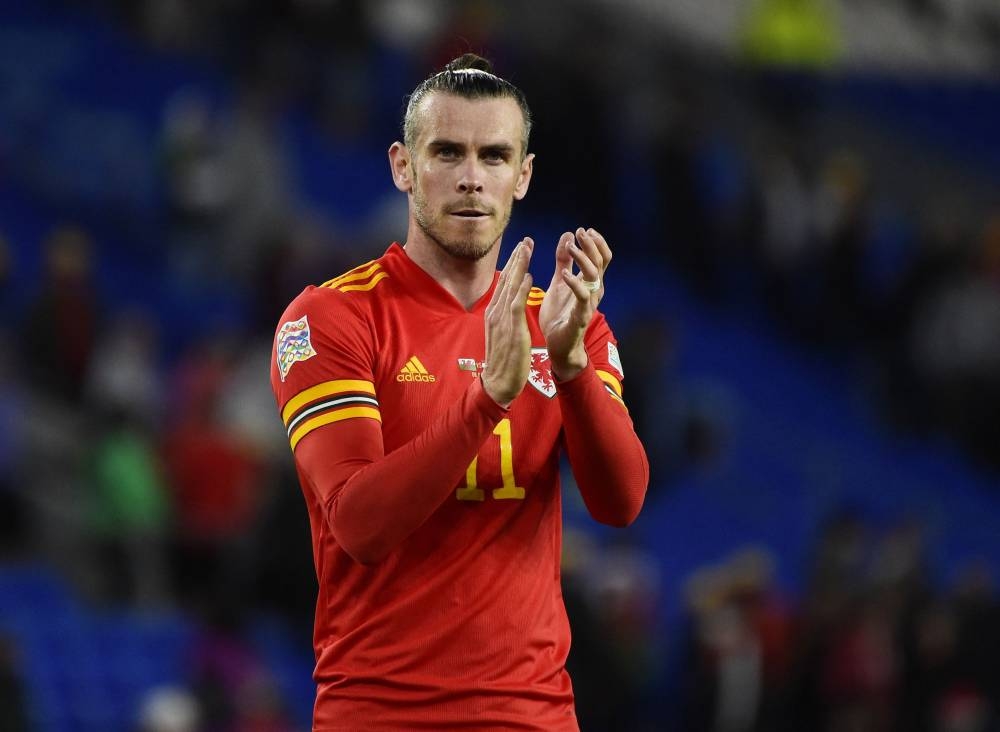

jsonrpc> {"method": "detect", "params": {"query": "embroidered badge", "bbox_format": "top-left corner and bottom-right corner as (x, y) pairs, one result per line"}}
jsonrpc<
(276, 315), (317, 382)
(528, 348), (556, 398)
(457, 358), (487, 377)
(607, 341), (624, 378)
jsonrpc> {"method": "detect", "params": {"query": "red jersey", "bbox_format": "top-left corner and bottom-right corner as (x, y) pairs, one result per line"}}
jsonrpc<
(270, 243), (647, 731)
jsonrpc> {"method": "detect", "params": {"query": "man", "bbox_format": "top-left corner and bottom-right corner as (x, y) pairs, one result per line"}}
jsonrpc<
(270, 53), (649, 731)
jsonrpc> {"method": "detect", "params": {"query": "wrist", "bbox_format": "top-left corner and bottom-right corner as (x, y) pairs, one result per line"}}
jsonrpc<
(550, 349), (588, 382)
(479, 373), (515, 409)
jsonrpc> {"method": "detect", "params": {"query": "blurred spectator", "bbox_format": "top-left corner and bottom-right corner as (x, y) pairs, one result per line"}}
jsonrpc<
(563, 529), (664, 732)
(652, 86), (716, 290)
(741, 0), (840, 138)
(137, 685), (202, 732)
(877, 208), (968, 431)
(949, 562), (1000, 728)
(161, 89), (233, 285)
(616, 316), (679, 482)
(0, 635), (29, 732)
(0, 331), (28, 557)
(814, 149), (875, 347)
(0, 235), (17, 327)
(821, 591), (900, 732)
(909, 212), (1000, 469)
(217, 338), (288, 463)
(680, 547), (793, 732)
(231, 670), (299, 732)
(163, 334), (264, 605)
(85, 308), (165, 428)
(215, 78), (295, 285)
(741, 0), (841, 71)
(754, 144), (827, 341)
(88, 411), (171, 608)
(189, 596), (297, 732)
(20, 225), (101, 404)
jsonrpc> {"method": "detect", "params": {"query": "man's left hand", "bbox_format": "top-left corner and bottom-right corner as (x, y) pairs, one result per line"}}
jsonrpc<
(539, 227), (612, 381)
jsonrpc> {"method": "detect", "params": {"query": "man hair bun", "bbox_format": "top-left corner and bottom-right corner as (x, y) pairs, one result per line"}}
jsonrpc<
(402, 51), (530, 153)
(444, 53), (494, 74)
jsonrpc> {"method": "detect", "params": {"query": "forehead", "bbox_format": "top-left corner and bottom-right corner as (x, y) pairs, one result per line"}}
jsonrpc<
(413, 93), (525, 151)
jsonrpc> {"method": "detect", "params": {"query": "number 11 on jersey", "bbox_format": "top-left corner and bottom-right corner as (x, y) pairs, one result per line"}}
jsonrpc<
(456, 418), (525, 501)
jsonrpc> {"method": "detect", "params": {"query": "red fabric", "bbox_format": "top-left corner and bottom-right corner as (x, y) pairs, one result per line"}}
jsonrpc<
(163, 421), (258, 541)
(556, 362), (648, 526)
(270, 244), (647, 730)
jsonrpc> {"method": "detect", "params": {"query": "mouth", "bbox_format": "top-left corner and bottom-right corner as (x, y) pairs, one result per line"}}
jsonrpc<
(449, 208), (490, 219)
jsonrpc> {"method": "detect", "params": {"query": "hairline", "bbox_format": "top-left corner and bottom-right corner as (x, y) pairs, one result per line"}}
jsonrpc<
(404, 90), (531, 161)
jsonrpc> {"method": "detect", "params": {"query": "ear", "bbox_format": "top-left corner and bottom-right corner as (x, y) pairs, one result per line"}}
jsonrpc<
(388, 142), (412, 193)
(513, 152), (534, 201)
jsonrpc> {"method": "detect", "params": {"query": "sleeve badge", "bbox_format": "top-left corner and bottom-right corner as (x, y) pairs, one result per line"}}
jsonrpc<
(607, 341), (624, 378)
(276, 315), (317, 382)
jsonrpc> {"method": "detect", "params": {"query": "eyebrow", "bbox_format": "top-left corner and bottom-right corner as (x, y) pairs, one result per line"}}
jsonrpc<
(481, 144), (515, 156)
(426, 139), (516, 155)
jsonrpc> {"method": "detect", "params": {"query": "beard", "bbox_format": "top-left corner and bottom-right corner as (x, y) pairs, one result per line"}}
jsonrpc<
(412, 184), (512, 262)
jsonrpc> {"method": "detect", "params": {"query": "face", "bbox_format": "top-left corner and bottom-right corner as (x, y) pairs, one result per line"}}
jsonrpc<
(390, 93), (533, 261)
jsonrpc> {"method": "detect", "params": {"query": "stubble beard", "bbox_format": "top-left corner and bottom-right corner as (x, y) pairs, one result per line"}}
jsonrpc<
(412, 185), (512, 262)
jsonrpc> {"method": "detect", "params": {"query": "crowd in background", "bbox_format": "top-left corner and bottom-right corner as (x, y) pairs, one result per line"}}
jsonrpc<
(1, 1), (999, 731)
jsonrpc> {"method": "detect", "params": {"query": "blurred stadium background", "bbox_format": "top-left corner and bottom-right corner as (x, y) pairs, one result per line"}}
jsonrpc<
(1, 0), (999, 730)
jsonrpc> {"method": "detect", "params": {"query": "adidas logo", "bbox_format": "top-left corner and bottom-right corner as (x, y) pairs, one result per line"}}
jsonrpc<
(397, 356), (436, 383)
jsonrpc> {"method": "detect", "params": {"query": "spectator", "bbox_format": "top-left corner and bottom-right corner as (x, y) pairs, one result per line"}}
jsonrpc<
(88, 410), (172, 608)
(0, 331), (28, 557)
(85, 308), (165, 428)
(137, 685), (202, 732)
(0, 635), (29, 732)
(162, 334), (264, 605)
(20, 225), (101, 404)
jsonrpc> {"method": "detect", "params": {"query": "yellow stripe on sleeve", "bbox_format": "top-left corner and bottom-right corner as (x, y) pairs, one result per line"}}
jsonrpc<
(282, 380), (376, 424)
(595, 369), (623, 398)
(339, 271), (389, 292)
(289, 407), (382, 451)
(607, 390), (626, 407)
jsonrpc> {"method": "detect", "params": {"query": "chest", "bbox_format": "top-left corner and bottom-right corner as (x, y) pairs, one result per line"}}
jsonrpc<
(370, 306), (562, 497)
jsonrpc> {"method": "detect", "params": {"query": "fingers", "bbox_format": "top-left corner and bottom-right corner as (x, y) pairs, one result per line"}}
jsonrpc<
(488, 238), (533, 315)
(502, 238), (533, 312)
(560, 267), (595, 300)
(587, 228), (613, 273)
(553, 228), (612, 285)
(555, 228), (607, 300)
(482, 238), (534, 407)
(573, 227), (611, 276)
(565, 240), (601, 284)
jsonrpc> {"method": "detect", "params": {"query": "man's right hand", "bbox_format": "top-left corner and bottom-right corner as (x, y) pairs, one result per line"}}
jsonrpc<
(481, 238), (534, 408)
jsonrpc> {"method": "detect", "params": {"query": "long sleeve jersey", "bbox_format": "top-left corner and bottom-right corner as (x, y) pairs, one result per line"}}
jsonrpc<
(270, 243), (648, 731)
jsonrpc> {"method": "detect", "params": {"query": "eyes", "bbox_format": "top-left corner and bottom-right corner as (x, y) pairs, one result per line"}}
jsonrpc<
(434, 145), (511, 165)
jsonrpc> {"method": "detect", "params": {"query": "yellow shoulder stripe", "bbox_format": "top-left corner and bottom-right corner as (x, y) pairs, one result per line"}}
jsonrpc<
(321, 261), (379, 289)
(595, 369), (623, 398)
(338, 271), (389, 293)
(282, 379), (376, 424)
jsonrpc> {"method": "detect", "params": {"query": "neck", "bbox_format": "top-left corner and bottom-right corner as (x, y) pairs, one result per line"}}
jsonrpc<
(403, 231), (501, 310)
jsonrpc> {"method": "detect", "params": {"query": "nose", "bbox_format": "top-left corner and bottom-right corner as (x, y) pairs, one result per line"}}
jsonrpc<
(456, 160), (484, 194)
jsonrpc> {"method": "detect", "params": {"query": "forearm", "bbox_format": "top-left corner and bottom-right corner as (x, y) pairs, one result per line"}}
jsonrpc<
(298, 378), (506, 564)
(557, 363), (649, 526)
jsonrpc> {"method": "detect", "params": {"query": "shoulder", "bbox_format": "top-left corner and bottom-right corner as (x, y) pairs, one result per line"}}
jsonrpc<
(277, 256), (393, 329)
(317, 257), (391, 296)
